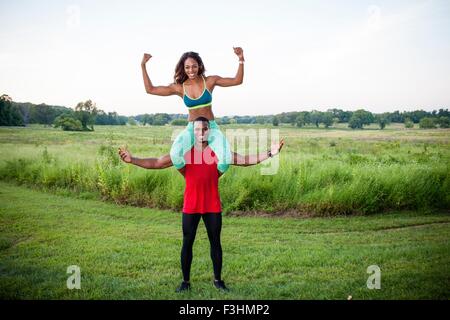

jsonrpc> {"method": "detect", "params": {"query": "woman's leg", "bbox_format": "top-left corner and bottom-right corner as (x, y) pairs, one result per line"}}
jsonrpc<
(181, 213), (201, 282)
(202, 213), (223, 281)
(170, 122), (194, 170)
(207, 121), (232, 174)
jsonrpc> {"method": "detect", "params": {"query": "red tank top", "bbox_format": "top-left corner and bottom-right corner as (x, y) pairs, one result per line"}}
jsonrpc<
(182, 145), (222, 214)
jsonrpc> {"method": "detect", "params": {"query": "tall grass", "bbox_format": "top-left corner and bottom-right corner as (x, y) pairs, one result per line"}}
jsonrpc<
(0, 125), (449, 216)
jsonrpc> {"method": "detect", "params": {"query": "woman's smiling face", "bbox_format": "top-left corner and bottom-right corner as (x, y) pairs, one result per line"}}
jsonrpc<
(184, 57), (199, 80)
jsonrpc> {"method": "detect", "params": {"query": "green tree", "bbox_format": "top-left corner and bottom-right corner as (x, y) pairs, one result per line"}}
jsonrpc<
(419, 117), (436, 129)
(141, 114), (153, 126)
(348, 115), (363, 129)
(295, 114), (306, 127)
(256, 116), (266, 125)
(75, 100), (98, 131)
(128, 117), (137, 126)
(34, 103), (56, 126)
(0, 94), (13, 125)
(327, 108), (352, 122)
(16, 102), (32, 126)
(0, 94), (23, 126)
(348, 109), (374, 129)
(376, 113), (390, 130)
(437, 116), (450, 128)
(152, 113), (171, 125)
(404, 118), (414, 128)
(309, 111), (321, 128)
(272, 116), (279, 126)
(322, 112), (334, 128)
(219, 117), (230, 125)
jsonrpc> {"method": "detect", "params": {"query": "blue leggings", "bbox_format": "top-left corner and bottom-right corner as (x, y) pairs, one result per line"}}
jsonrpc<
(169, 120), (232, 173)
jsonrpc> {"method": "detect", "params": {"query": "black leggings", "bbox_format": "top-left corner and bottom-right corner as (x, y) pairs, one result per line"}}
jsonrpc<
(181, 213), (222, 282)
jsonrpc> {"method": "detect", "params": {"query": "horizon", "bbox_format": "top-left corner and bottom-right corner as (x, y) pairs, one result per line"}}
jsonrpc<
(7, 95), (448, 118)
(1, 0), (450, 116)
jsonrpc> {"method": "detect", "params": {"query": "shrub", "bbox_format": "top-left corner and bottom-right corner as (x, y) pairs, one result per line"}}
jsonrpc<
(170, 119), (188, 126)
(419, 117), (436, 129)
(53, 115), (83, 131)
(404, 118), (414, 128)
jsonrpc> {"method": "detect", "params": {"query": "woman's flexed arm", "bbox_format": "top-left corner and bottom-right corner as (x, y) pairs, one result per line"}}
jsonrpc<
(141, 54), (154, 93)
(212, 47), (245, 87)
(141, 53), (178, 96)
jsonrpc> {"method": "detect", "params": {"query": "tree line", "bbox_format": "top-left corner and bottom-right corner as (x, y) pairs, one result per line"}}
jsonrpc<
(1, 94), (449, 130)
(136, 109), (449, 129)
(261, 109), (449, 129)
(0, 95), (128, 130)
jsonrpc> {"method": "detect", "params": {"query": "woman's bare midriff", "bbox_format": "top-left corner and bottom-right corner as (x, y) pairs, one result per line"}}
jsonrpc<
(188, 105), (215, 122)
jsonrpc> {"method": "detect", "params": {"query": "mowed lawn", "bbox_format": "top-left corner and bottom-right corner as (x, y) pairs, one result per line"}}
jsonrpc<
(0, 181), (449, 299)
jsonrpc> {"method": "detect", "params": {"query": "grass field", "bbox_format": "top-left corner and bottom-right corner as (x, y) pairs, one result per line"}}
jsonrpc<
(1, 181), (449, 299)
(1, 124), (449, 299)
(0, 124), (449, 215)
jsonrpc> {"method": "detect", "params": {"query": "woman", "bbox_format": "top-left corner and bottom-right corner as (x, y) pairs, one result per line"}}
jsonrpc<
(141, 47), (245, 173)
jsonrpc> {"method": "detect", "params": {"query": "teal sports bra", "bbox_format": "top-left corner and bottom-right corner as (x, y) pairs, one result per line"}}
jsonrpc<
(183, 75), (212, 109)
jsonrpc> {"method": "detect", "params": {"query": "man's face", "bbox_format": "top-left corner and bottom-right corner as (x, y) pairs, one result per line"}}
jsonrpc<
(194, 120), (209, 143)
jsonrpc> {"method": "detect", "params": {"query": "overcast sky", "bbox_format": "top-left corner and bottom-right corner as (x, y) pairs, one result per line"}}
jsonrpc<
(1, 0), (449, 116)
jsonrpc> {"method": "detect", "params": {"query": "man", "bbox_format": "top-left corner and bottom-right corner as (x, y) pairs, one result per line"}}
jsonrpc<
(118, 117), (284, 292)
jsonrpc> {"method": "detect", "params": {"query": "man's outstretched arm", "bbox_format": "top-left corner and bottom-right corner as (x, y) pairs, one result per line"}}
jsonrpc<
(231, 139), (284, 166)
(118, 147), (173, 169)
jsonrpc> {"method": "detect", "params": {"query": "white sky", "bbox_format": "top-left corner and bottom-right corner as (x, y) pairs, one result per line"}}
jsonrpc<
(1, 0), (449, 116)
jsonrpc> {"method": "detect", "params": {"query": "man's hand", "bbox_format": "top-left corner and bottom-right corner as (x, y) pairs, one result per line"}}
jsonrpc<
(141, 53), (152, 65)
(232, 138), (285, 167)
(233, 47), (244, 61)
(270, 138), (285, 157)
(118, 147), (132, 163)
